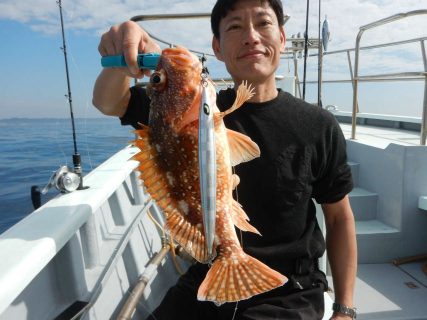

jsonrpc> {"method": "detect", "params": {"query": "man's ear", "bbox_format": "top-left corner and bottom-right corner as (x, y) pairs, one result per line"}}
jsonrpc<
(280, 26), (286, 53)
(212, 36), (224, 61)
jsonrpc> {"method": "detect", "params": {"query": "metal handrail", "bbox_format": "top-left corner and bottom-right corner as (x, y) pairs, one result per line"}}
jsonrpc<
(131, 12), (427, 144)
(308, 36), (427, 57)
(131, 13), (290, 56)
(351, 9), (427, 144)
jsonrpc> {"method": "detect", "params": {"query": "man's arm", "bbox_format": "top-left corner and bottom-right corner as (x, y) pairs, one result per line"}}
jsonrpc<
(322, 195), (357, 319)
(92, 69), (131, 117)
(92, 21), (161, 117)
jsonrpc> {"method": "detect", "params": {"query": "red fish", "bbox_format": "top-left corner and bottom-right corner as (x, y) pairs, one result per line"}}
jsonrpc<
(132, 46), (287, 304)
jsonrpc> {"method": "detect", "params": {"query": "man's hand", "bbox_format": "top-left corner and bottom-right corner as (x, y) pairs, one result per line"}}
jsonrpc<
(93, 21), (161, 116)
(98, 21), (161, 78)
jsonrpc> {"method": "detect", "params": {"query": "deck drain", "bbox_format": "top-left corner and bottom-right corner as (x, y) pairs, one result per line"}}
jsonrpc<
(404, 281), (420, 289)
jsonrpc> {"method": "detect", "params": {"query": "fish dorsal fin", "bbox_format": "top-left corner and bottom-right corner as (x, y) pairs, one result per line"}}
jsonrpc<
(226, 129), (260, 166)
(219, 80), (255, 118)
(231, 200), (260, 235)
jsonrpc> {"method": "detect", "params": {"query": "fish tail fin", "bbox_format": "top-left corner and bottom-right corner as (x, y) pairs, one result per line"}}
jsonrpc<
(197, 252), (287, 304)
(218, 80), (255, 118)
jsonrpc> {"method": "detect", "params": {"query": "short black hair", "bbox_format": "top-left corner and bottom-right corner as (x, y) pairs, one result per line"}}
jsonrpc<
(211, 0), (285, 38)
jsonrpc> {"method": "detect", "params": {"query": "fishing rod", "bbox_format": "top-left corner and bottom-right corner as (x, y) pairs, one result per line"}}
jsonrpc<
(302, 0), (310, 100)
(317, 0), (322, 108)
(31, 0), (87, 209)
(57, 0), (86, 191)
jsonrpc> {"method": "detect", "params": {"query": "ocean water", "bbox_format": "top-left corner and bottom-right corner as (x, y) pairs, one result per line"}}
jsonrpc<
(0, 117), (135, 234)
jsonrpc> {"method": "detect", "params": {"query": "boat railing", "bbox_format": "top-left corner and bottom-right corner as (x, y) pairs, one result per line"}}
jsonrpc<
(0, 146), (169, 317)
(130, 12), (427, 145)
(130, 13), (291, 58)
(351, 10), (427, 145)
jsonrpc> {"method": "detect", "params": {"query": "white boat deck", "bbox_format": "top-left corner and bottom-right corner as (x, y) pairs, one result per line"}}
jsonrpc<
(328, 263), (427, 320)
(336, 121), (427, 320)
(339, 123), (422, 148)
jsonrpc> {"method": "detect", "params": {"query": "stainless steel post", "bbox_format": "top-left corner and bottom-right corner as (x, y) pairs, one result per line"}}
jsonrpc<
(351, 32), (362, 140)
(347, 51), (359, 113)
(421, 40), (427, 145)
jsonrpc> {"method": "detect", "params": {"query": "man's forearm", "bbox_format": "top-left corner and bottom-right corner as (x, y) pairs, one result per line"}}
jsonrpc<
(92, 68), (131, 117)
(326, 212), (357, 307)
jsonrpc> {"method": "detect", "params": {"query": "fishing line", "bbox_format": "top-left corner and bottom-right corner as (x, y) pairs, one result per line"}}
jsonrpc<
(231, 165), (241, 320)
(136, 298), (159, 320)
(57, 0), (85, 189)
(58, 0), (78, 156)
(232, 166), (243, 247)
(53, 112), (70, 167)
(69, 51), (95, 171)
(63, 23), (95, 171)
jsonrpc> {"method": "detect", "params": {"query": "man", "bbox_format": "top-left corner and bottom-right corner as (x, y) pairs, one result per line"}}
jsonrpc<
(93, 1), (357, 319)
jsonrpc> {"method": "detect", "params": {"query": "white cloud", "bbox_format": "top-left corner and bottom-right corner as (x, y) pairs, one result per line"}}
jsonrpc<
(1, 0), (425, 78)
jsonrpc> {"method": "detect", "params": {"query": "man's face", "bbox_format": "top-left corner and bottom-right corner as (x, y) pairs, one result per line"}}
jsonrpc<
(212, 0), (285, 86)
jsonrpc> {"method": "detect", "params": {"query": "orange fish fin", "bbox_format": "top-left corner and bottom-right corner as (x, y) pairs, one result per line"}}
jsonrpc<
(131, 139), (151, 152)
(132, 125), (214, 264)
(134, 124), (150, 137)
(231, 200), (261, 235)
(226, 129), (260, 166)
(197, 253), (287, 304)
(165, 210), (213, 263)
(218, 80), (255, 118)
(176, 91), (202, 132)
(131, 129), (176, 217)
(131, 125), (152, 151)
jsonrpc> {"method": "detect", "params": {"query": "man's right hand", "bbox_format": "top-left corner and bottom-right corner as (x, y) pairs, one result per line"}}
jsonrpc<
(93, 21), (161, 117)
(98, 21), (161, 79)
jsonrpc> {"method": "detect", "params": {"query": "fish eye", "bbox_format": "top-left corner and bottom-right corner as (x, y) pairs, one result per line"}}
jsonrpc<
(203, 103), (210, 115)
(149, 70), (166, 90)
(152, 74), (161, 84)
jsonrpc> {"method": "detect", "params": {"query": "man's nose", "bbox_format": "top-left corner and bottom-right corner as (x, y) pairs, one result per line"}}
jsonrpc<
(242, 24), (261, 45)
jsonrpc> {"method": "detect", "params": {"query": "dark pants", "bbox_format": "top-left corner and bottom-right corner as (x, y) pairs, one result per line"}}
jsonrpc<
(146, 262), (327, 320)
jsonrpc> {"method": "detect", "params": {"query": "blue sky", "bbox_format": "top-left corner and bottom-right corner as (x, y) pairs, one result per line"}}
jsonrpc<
(0, 0), (426, 119)
(0, 19), (101, 119)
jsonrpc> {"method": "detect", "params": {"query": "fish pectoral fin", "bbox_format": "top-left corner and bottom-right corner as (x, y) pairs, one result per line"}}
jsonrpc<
(226, 129), (260, 166)
(218, 80), (255, 118)
(231, 200), (261, 235)
(197, 253), (288, 304)
(176, 90), (202, 132)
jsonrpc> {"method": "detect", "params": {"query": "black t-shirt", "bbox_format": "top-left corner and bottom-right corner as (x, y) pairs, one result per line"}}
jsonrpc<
(121, 86), (353, 273)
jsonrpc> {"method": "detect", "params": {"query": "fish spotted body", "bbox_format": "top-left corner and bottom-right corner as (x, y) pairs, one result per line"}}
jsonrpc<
(132, 46), (287, 304)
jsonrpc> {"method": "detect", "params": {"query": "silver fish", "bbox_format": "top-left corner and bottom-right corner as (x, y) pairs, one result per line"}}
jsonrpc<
(198, 84), (216, 258)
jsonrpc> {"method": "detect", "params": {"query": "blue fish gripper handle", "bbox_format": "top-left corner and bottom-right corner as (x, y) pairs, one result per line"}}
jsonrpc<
(101, 53), (160, 70)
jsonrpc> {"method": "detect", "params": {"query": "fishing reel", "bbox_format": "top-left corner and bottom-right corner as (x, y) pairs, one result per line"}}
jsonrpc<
(31, 165), (82, 210)
(41, 166), (81, 194)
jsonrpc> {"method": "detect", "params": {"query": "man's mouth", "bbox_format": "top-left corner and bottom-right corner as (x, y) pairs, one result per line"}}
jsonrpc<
(238, 50), (266, 59)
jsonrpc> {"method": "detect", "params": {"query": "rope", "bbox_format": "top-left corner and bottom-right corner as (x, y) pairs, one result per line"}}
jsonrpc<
(147, 209), (185, 275)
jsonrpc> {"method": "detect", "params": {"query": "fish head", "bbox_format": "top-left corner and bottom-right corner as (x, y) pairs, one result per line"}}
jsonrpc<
(147, 46), (212, 132)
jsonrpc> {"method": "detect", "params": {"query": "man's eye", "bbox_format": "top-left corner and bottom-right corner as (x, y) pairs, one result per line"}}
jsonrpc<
(259, 20), (272, 27)
(226, 24), (241, 31)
